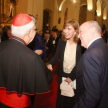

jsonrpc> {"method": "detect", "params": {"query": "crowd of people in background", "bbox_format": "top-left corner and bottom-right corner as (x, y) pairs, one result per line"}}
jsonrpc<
(0, 25), (62, 63)
(0, 24), (107, 72)
(0, 23), (108, 64)
(27, 23), (108, 65)
(28, 26), (62, 63)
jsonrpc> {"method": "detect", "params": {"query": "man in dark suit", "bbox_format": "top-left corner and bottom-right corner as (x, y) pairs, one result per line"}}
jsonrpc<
(27, 32), (46, 60)
(44, 33), (53, 62)
(52, 28), (60, 53)
(74, 21), (108, 108)
(0, 13), (52, 108)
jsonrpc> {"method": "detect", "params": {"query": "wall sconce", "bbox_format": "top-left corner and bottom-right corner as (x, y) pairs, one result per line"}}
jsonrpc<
(103, 17), (106, 20)
(59, 8), (61, 12)
(88, 7), (92, 11)
(103, 7), (107, 20)
(97, 13), (101, 16)
(73, 0), (76, 3)
(96, 0), (101, 17)
(87, 0), (93, 11)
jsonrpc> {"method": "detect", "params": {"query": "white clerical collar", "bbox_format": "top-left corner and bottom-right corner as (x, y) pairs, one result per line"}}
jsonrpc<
(87, 37), (102, 48)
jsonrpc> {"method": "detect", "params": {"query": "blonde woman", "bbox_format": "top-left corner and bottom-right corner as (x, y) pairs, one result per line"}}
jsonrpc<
(47, 19), (84, 108)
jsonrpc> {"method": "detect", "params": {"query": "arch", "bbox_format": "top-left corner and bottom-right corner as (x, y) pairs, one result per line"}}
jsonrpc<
(96, 0), (101, 16)
(59, 0), (77, 12)
(59, 0), (66, 11)
(79, 5), (87, 25)
(43, 9), (52, 32)
(59, 0), (93, 12)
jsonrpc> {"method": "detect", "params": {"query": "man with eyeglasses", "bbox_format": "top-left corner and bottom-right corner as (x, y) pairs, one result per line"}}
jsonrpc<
(0, 13), (52, 108)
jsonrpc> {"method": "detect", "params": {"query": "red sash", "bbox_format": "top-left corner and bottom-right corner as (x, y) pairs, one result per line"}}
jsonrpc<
(0, 89), (31, 108)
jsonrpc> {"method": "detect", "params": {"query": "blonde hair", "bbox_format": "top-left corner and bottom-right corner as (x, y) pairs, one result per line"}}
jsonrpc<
(62, 19), (79, 43)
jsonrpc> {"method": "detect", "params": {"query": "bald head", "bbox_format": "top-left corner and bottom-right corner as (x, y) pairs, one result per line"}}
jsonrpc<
(80, 21), (102, 35)
(79, 21), (102, 48)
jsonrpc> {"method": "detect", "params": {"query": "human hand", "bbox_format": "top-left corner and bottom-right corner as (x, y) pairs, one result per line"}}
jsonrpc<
(34, 50), (43, 55)
(47, 64), (53, 71)
(46, 47), (48, 49)
(65, 77), (72, 83)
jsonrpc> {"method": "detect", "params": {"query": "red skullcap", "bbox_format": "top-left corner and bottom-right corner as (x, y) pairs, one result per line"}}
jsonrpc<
(12, 14), (32, 27)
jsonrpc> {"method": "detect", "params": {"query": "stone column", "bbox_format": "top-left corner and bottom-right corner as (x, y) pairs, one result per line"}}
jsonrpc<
(31, 0), (43, 31)
(67, 2), (80, 21)
(52, 0), (58, 28)
(96, 16), (103, 27)
(86, 10), (95, 21)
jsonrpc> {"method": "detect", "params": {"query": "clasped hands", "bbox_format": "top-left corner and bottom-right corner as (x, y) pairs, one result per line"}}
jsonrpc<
(47, 64), (72, 83)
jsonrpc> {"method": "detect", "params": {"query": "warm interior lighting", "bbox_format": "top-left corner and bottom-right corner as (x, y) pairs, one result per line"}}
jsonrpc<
(103, 7), (107, 20)
(96, 0), (101, 17)
(97, 13), (101, 16)
(59, 0), (66, 12)
(87, 0), (93, 11)
(103, 17), (106, 20)
(73, 0), (76, 3)
(59, 7), (61, 11)
(88, 7), (92, 11)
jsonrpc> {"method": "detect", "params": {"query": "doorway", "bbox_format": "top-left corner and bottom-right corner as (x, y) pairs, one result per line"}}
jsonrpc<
(79, 5), (87, 25)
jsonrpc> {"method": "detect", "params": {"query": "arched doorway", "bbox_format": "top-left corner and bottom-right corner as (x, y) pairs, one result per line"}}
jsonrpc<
(43, 9), (52, 33)
(79, 5), (87, 25)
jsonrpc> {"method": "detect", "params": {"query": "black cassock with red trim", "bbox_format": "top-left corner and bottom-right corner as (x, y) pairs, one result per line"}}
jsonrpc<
(0, 38), (53, 95)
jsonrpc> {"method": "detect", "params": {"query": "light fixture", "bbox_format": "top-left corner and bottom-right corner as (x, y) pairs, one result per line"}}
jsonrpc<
(73, 0), (76, 3)
(97, 13), (101, 16)
(59, 0), (66, 12)
(88, 7), (92, 11)
(70, 0), (76, 3)
(103, 17), (106, 20)
(96, 0), (101, 17)
(87, 0), (93, 11)
(59, 8), (61, 11)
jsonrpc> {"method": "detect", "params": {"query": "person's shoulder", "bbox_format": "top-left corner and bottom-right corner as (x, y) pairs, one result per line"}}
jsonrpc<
(35, 33), (43, 41)
(24, 46), (39, 57)
(36, 33), (40, 36)
(56, 38), (66, 48)
(77, 40), (86, 54)
(58, 38), (65, 43)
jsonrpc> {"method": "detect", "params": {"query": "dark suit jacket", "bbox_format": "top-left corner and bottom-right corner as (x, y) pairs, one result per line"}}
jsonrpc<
(44, 38), (53, 54)
(74, 38), (108, 108)
(27, 33), (46, 59)
(49, 39), (83, 80)
(52, 35), (60, 53)
(0, 39), (52, 94)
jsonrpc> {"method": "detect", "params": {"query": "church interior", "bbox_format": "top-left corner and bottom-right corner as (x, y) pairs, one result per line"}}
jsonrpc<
(0, 0), (108, 108)
(0, 0), (108, 32)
